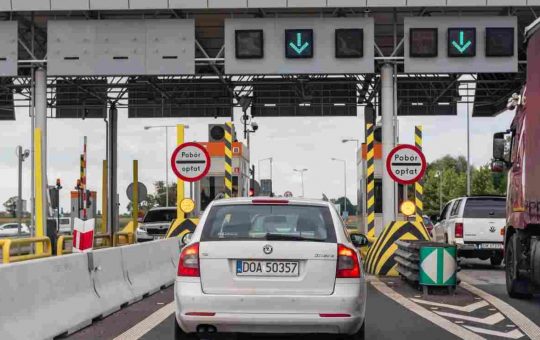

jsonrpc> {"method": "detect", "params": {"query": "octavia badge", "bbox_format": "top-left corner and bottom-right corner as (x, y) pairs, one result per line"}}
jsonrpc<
(263, 244), (273, 255)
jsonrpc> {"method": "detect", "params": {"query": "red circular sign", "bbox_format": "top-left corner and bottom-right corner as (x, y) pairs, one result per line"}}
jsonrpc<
(170, 142), (211, 182)
(386, 144), (427, 185)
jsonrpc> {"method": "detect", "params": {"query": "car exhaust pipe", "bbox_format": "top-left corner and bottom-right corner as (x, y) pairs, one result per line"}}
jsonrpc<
(197, 325), (208, 333)
(207, 326), (217, 333)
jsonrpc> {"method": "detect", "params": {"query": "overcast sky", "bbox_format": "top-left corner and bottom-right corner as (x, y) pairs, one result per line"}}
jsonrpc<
(0, 101), (514, 214)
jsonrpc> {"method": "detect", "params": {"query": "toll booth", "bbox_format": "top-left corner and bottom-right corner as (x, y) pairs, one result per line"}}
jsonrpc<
(357, 142), (408, 233)
(70, 190), (97, 221)
(194, 142), (250, 212)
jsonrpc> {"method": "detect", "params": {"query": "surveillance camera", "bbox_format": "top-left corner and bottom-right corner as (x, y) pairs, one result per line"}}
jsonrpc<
(251, 121), (259, 131)
(23, 150), (30, 158)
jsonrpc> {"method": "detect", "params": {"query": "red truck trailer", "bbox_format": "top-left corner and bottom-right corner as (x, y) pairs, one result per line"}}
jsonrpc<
(492, 18), (540, 298)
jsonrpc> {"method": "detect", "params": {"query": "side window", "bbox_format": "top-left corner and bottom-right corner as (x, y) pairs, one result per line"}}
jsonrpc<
(440, 202), (452, 221)
(450, 199), (462, 217)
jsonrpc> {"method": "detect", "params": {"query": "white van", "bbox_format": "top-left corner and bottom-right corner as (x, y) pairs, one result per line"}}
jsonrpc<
(433, 196), (506, 266)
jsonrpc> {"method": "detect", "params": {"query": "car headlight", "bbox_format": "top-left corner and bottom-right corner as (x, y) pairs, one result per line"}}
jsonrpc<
(137, 226), (147, 233)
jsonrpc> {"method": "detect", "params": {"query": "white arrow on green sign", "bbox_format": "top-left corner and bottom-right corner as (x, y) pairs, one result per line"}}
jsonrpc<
(419, 246), (457, 286)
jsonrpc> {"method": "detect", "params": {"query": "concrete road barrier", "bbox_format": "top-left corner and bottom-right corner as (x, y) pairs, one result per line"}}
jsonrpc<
(0, 238), (181, 340)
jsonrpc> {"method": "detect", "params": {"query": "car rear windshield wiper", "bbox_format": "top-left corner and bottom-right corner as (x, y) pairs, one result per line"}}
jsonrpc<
(264, 233), (325, 242)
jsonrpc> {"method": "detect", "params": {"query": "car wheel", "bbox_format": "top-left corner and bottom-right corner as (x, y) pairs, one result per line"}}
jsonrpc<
(174, 319), (198, 340)
(344, 321), (365, 340)
(505, 234), (532, 299)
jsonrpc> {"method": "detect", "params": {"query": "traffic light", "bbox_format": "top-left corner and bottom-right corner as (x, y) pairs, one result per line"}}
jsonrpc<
(447, 28), (476, 57)
(335, 29), (363, 58)
(86, 190), (92, 207)
(249, 188), (255, 197)
(409, 28), (438, 58)
(374, 126), (382, 143)
(235, 30), (264, 59)
(285, 29), (313, 59)
(485, 27), (514, 57)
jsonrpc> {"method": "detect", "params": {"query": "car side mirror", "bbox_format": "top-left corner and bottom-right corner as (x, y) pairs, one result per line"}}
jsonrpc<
(351, 233), (369, 248)
(181, 232), (193, 246)
(493, 132), (506, 161)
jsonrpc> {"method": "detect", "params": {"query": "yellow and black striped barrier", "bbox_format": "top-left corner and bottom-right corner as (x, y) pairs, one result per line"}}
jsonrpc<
(365, 221), (430, 276)
(366, 123), (376, 238)
(414, 125), (424, 225)
(224, 122), (234, 198)
(166, 218), (199, 240)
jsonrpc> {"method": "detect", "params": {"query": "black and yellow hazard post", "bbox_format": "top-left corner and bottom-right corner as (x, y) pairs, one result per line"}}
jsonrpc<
(224, 122), (234, 198)
(415, 125), (424, 225)
(167, 124), (200, 240)
(366, 123), (376, 239)
(365, 220), (431, 276)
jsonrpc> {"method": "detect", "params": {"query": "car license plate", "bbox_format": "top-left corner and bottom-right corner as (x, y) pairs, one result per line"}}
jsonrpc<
(479, 243), (503, 249)
(153, 235), (165, 240)
(236, 260), (299, 277)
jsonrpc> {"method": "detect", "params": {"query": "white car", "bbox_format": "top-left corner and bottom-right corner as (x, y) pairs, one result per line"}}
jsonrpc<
(136, 207), (177, 242)
(174, 197), (367, 339)
(0, 223), (30, 237)
(433, 196), (506, 265)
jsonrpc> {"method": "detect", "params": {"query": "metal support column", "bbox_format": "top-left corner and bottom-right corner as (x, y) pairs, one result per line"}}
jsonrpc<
(34, 68), (48, 253)
(108, 105), (118, 234)
(381, 64), (395, 232)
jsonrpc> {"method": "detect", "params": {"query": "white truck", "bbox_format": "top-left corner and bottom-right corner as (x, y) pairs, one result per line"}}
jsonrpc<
(433, 196), (506, 266)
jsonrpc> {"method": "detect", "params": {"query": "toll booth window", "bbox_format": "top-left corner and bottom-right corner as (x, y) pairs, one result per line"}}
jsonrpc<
(409, 28), (438, 58)
(485, 27), (514, 57)
(235, 30), (264, 59)
(372, 179), (405, 214)
(200, 176), (240, 211)
(335, 29), (363, 58)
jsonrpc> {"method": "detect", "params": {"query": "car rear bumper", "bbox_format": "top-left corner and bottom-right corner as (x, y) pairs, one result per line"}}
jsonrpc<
(174, 278), (366, 334)
(458, 242), (503, 258)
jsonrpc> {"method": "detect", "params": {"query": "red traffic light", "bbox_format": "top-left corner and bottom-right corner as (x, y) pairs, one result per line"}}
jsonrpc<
(56, 178), (61, 186)
(249, 188), (255, 197)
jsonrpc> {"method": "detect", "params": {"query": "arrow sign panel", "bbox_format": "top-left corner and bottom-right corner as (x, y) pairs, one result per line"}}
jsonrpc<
(448, 27), (476, 57)
(285, 29), (313, 59)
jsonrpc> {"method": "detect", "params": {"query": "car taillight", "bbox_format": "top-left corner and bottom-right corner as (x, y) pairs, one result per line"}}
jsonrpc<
(455, 223), (464, 238)
(178, 242), (200, 277)
(336, 244), (361, 278)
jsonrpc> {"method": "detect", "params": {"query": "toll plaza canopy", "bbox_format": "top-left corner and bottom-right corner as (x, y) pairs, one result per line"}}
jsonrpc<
(0, 1), (536, 121)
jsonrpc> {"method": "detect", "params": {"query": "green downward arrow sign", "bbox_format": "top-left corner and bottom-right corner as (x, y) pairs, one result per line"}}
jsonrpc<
(451, 31), (472, 54)
(289, 33), (310, 55)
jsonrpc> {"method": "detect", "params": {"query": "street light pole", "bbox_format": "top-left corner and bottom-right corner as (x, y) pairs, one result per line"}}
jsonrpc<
(436, 170), (443, 213)
(16, 146), (29, 237)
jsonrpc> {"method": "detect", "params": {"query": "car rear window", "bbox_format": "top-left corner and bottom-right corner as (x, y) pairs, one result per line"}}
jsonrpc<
(463, 198), (506, 219)
(143, 209), (177, 223)
(201, 204), (337, 243)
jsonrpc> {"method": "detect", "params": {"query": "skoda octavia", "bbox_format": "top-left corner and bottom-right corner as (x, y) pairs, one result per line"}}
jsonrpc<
(174, 197), (366, 339)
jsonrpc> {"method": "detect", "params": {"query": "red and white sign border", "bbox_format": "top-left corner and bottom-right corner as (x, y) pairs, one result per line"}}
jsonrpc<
(170, 142), (211, 182)
(386, 144), (427, 185)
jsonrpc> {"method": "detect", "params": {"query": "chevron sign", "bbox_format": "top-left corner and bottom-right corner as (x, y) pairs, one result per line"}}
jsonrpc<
(419, 246), (457, 286)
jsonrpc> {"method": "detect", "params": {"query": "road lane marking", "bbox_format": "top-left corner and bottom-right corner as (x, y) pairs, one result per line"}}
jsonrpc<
(370, 278), (485, 340)
(463, 326), (524, 339)
(410, 298), (489, 312)
(113, 302), (174, 340)
(460, 281), (540, 340)
(434, 311), (505, 325)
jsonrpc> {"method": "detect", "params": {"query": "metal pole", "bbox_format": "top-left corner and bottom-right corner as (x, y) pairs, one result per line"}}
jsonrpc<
(17, 146), (23, 237)
(381, 64), (395, 232)
(344, 160), (347, 214)
(165, 127), (169, 207)
(108, 105), (118, 233)
(301, 172), (305, 198)
(34, 68), (48, 251)
(439, 173), (443, 213)
(466, 83), (471, 197)
(270, 158), (273, 194)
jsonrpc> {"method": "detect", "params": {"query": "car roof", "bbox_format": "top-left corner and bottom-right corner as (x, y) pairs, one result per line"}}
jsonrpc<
(211, 197), (331, 208)
(147, 207), (177, 211)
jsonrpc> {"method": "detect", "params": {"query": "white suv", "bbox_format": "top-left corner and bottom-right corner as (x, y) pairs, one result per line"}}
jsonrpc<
(433, 196), (506, 265)
(174, 197), (367, 339)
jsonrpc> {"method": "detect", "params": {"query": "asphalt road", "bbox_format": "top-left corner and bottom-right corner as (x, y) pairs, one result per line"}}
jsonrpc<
(67, 259), (540, 340)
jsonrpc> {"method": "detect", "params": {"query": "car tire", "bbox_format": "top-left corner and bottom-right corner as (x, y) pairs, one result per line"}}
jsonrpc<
(505, 234), (532, 299)
(490, 255), (503, 266)
(174, 319), (198, 340)
(344, 321), (365, 340)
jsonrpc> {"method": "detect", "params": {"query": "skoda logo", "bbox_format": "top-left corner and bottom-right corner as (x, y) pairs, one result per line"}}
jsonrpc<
(263, 245), (273, 255)
(489, 226), (496, 233)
